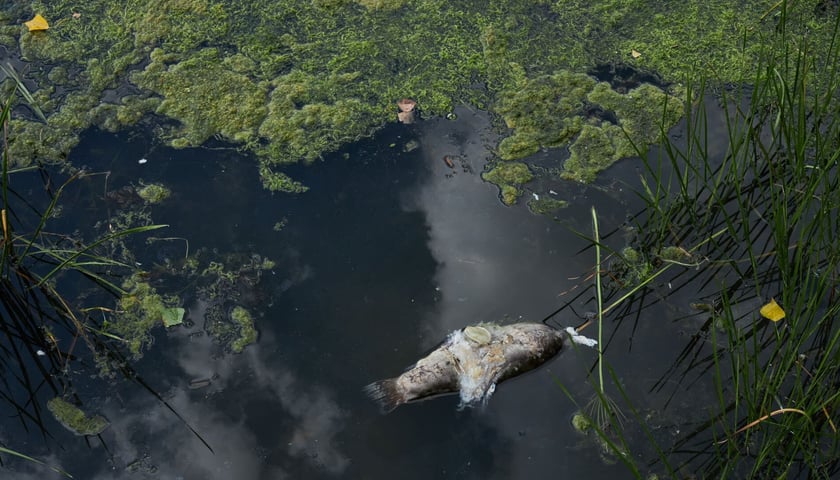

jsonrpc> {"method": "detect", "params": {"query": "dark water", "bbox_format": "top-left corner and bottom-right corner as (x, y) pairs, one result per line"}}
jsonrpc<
(2, 106), (723, 479)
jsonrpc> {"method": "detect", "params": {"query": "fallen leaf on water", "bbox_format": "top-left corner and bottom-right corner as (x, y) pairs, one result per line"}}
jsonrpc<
(760, 298), (785, 322)
(631, 49), (642, 59)
(161, 307), (186, 327)
(24, 14), (49, 32)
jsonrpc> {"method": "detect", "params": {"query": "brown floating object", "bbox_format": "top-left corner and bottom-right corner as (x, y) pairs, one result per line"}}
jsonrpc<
(443, 155), (455, 168)
(397, 98), (416, 112)
(397, 98), (417, 124)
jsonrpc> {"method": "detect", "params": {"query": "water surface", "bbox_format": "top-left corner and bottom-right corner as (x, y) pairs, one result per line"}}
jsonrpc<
(6, 107), (688, 480)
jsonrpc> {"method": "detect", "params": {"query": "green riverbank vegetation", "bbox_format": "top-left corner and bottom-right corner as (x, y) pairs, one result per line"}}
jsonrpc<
(0, 89), (168, 474)
(570, 2), (840, 477)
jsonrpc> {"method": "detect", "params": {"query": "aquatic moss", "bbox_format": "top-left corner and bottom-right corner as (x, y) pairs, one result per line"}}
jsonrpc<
(528, 196), (569, 215)
(196, 254), (271, 352)
(132, 47), (269, 148)
(562, 123), (630, 183)
(6, 0), (838, 187)
(498, 184), (522, 206)
(482, 162), (533, 205)
(621, 246), (642, 264)
(47, 397), (109, 436)
(108, 274), (180, 356)
(571, 411), (592, 433)
(355, 0), (406, 9)
(614, 246), (653, 286)
(230, 306), (257, 353)
(657, 245), (694, 264)
(258, 166), (309, 193)
(483, 161), (533, 185)
(137, 183), (171, 204)
(494, 74), (683, 185)
(547, 0), (835, 82)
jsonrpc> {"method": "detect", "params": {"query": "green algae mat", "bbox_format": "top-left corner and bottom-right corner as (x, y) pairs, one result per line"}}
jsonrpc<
(1, 1), (836, 201)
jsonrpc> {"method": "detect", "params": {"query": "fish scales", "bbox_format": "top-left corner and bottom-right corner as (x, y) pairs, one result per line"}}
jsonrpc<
(364, 323), (567, 412)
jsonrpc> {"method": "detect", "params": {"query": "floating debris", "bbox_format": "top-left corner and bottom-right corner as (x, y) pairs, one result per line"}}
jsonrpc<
(442, 155), (456, 168)
(564, 326), (597, 347)
(24, 14), (49, 32)
(760, 298), (786, 322)
(138, 158), (148, 164)
(397, 98), (416, 124)
(161, 307), (185, 327)
(189, 378), (212, 389)
(403, 139), (419, 152)
(364, 322), (578, 412)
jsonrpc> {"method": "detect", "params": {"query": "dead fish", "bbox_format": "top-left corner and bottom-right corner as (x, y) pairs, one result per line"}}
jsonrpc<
(443, 155), (456, 168)
(364, 322), (568, 412)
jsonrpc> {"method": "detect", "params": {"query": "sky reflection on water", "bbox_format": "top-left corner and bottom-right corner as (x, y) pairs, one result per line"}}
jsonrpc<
(5, 107), (657, 480)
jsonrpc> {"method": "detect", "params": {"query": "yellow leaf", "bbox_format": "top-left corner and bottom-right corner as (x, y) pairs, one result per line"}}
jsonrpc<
(631, 49), (642, 59)
(24, 14), (49, 32)
(760, 298), (785, 322)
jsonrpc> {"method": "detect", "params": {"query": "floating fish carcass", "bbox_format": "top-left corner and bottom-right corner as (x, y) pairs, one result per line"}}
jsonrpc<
(364, 322), (572, 412)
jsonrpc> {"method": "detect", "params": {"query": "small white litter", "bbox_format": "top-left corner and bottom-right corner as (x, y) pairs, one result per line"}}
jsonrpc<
(565, 327), (598, 348)
(138, 158), (148, 164)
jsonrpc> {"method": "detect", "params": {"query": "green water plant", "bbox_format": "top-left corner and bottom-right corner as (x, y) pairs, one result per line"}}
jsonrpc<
(577, 207), (629, 463)
(0, 445), (73, 478)
(588, 3), (840, 476)
(229, 305), (257, 353)
(5, 0), (836, 197)
(136, 182), (172, 204)
(481, 161), (533, 205)
(46, 397), (110, 436)
(0, 87), (215, 471)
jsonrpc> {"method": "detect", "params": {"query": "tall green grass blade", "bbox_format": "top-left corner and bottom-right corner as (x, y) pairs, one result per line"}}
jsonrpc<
(34, 224), (167, 287)
(0, 445), (73, 478)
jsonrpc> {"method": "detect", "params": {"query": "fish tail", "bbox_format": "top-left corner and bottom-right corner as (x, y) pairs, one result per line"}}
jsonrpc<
(363, 378), (405, 413)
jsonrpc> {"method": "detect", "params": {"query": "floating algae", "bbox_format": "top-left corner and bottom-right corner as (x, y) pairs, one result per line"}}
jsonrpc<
(136, 182), (172, 204)
(229, 306), (258, 353)
(5, 0), (836, 205)
(47, 397), (109, 436)
(481, 162), (533, 205)
(107, 274), (183, 357)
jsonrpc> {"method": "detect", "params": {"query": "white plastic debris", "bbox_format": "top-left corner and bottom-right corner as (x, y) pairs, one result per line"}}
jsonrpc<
(549, 190), (558, 195)
(532, 193), (540, 200)
(565, 327), (598, 348)
(36, 349), (46, 356)
(138, 158), (148, 164)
